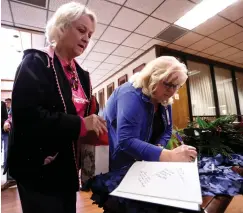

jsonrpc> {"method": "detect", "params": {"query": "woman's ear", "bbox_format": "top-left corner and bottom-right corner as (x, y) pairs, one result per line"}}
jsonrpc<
(174, 93), (179, 100)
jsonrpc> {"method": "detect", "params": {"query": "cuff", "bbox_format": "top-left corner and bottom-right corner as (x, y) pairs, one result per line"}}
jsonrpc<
(144, 145), (163, 162)
(79, 117), (87, 137)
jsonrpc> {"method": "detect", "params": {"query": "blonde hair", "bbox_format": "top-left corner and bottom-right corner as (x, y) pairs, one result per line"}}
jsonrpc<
(130, 56), (188, 106)
(45, 2), (97, 47)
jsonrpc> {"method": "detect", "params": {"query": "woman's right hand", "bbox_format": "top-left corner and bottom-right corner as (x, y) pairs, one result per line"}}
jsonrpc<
(3, 122), (11, 132)
(159, 145), (197, 162)
(83, 114), (108, 136)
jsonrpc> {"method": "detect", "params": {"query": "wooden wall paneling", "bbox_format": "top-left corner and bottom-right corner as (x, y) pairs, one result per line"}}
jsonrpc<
(172, 82), (190, 129)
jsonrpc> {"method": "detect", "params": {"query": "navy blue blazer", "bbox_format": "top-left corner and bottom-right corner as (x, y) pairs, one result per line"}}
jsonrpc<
(6, 49), (92, 194)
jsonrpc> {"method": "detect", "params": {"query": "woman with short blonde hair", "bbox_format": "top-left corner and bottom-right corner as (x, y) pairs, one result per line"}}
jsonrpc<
(6, 2), (106, 213)
(46, 2), (97, 47)
(131, 56), (188, 105)
(90, 56), (197, 213)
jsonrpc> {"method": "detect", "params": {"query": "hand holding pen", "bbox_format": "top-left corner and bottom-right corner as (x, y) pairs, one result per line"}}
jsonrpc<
(175, 132), (197, 162)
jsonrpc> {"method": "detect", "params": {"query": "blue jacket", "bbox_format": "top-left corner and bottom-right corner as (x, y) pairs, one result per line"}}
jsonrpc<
(104, 82), (172, 171)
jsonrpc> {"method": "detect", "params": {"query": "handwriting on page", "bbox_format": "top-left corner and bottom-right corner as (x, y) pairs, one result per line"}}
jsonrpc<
(111, 161), (202, 210)
(138, 171), (151, 187)
(155, 168), (174, 180)
(138, 168), (185, 187)
(177, 168), (185, 183)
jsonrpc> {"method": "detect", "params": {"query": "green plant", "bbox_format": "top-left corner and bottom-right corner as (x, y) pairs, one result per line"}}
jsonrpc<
(183, 115), (243, 158)
(166, 129), (181, 150)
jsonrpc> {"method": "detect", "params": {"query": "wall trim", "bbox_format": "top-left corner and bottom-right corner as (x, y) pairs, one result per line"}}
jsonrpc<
(93, 45), (157, 90)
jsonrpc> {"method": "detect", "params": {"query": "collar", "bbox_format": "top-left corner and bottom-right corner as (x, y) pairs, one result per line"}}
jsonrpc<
(26, 46), (79, 65)
(57, 56), (76, 71)
(132, 86), (151, 103)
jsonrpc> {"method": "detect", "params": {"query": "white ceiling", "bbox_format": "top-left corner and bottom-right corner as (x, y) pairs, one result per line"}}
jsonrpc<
(1, 0), (243, 88)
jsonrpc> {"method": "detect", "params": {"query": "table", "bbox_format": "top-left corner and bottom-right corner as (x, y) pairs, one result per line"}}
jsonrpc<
(165, 166), (243, 213)
(202, 195), (234, 213)
(200, 166), (243, 213)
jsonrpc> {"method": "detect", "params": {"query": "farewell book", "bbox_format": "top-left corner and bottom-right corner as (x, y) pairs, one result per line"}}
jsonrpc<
(110, 160), (202, 211)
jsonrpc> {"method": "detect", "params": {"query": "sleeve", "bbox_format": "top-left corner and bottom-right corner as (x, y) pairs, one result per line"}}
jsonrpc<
(12, 53), (82, 143)
(79, 117), (87, 136)
(89, 95), (99, 115)
(157, 105), (173, 147)
(1, 102), (8, 130)
(95, 97), (100, 115)
(4, 115), (12, 126)
(117, 92), (163, 161)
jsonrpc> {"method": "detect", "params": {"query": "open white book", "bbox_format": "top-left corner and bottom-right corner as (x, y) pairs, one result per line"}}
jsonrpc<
(110, 160), (202, 211)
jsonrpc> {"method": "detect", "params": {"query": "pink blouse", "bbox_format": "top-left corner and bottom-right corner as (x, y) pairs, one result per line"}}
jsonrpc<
(58, 58), (88, 137)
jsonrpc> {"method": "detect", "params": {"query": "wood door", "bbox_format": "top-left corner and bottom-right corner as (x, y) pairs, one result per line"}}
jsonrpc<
(172, 82), (190, 129)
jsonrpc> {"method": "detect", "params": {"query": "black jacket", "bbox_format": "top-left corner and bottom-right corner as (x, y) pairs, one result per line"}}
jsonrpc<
(6, 49), (92, 194)
(1, 101), (8, 134)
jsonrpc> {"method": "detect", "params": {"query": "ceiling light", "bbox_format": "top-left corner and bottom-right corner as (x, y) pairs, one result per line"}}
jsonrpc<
(175, 0), (239, 30)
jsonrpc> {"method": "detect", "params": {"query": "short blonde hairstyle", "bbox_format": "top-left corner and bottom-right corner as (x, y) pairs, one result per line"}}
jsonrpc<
(45, 2), (97, 46)
(130, 56), (188, 106)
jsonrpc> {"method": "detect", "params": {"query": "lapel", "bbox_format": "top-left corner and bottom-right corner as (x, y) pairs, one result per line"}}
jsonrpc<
(75, 63), (92, 116)
(160, 105), (168, 131)
(52, 53), (77, 115)
(30, 46), (92, 116)
(75, 63), (91, 101)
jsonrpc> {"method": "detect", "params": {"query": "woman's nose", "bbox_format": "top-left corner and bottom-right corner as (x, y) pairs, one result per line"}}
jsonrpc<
(82, 33), (89, 42)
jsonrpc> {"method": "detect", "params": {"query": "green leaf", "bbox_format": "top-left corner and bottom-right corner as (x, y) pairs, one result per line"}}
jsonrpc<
(196, 117), (209, 128)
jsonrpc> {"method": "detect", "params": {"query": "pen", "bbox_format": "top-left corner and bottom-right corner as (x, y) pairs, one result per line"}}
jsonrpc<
(175, 132), (184, 145)
(176, 132), (197, 163)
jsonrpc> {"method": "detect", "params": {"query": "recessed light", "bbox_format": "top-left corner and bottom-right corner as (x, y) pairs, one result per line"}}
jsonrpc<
(13, 35), (19, 38)
(175, 0), (239, 30)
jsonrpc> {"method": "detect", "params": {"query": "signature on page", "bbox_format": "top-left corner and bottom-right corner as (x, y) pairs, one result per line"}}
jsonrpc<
(138, 168), (186, 187)
(155, 168), (175, 180)
(138, 170), (151, 187)
(176, 168), (185, 183)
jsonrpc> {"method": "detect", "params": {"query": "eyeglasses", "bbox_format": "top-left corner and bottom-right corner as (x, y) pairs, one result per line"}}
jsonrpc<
(163, 82), (181, 90)
(66, 65), (79, 91)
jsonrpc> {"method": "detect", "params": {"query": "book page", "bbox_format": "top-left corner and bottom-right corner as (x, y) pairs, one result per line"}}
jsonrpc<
(110, 190), (200, 211)
(112, 161), (202, 204)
